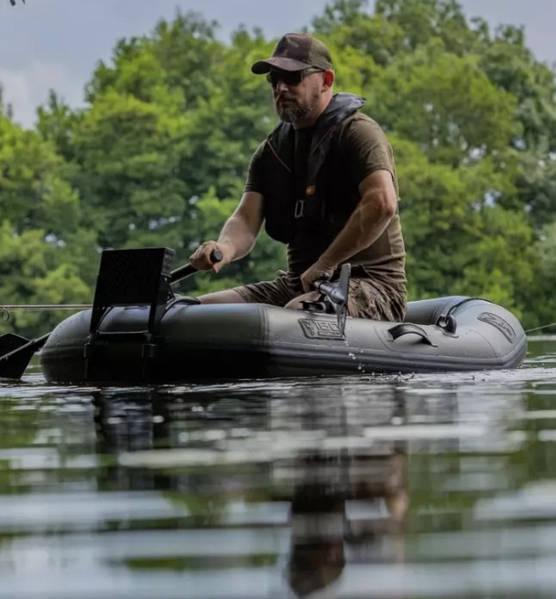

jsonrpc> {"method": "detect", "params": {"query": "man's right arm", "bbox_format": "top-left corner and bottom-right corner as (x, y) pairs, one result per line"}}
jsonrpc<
(189, 191), (264, 272)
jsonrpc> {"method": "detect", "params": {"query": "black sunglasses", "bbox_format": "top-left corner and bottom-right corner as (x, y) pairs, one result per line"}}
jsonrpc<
(266, 68), (324, 88)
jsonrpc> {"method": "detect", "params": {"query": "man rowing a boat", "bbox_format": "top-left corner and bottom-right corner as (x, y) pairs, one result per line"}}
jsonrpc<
(189, 33), (406, 321)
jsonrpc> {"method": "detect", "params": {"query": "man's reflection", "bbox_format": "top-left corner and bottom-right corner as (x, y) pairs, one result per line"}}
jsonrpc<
(287, 449), (407, 597)
(288, 457), (347, 596)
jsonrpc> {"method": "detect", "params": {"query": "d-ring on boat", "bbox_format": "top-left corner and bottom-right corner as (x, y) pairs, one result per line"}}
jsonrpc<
(35, 247), (527, 384)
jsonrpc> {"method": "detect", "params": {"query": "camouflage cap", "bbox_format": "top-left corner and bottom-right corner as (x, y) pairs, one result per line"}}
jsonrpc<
(251, 33), (333, 74)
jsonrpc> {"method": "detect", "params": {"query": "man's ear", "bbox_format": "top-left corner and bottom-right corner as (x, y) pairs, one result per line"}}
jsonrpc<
(323, 70), (335, 90)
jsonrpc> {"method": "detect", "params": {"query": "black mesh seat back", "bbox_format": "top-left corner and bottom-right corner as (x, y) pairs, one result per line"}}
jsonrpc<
(92, 248), (174, 307)
(89, 248), (175, 335)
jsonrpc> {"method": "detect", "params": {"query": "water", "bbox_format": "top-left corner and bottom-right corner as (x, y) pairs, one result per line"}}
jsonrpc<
(0, 339), (555, 598)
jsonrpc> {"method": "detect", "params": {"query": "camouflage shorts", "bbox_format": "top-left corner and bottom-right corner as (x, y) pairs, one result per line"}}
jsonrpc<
(233, 271), (406, 321)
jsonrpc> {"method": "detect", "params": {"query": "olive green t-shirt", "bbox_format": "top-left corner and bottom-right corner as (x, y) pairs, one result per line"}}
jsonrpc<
(245, 116), (398, 195)
(244, 114), (406, 286)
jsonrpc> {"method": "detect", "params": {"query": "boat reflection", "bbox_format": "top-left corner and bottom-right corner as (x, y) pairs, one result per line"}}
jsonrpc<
(92, 381), (410, 596)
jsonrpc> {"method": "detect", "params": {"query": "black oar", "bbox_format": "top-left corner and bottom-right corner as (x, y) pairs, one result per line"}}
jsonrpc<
(0, 249), (222, 380)
(0, 333), (50, 379)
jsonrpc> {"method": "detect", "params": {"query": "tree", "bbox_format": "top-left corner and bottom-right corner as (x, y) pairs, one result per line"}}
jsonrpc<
(0, 113), (96, 335)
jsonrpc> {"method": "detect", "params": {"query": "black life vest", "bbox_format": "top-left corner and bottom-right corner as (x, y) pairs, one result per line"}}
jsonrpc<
(259, 93), (366, 244)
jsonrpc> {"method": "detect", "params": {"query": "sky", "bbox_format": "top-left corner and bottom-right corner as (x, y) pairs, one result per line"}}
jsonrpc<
(0, 0), (555, 128)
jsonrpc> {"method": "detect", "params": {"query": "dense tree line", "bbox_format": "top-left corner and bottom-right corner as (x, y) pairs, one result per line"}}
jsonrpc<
(1, 0), (555, 335)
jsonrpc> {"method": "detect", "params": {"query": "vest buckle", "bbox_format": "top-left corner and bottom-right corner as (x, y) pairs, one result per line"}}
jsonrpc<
(294, 199), (305, 219)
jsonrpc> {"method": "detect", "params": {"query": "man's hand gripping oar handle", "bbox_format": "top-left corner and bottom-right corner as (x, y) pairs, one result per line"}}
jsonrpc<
(170, 248), (223, 286)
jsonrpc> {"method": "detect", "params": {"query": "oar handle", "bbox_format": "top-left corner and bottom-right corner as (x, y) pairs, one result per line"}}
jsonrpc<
(315, 280), (345, 305)
(170, 248), (223, 284)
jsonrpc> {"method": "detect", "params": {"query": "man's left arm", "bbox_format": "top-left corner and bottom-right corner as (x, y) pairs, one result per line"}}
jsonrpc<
(300, 169), (397, 292)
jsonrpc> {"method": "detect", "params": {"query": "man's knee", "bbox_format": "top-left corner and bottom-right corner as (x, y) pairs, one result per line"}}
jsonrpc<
(198, 289), (246, 304)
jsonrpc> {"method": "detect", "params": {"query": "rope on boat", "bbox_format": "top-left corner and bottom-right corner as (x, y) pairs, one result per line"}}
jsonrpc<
(526, 322), (556, 334)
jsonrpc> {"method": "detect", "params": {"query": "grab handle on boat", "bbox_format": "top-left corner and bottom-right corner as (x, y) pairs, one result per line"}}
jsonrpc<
(388, 323), (437, 347)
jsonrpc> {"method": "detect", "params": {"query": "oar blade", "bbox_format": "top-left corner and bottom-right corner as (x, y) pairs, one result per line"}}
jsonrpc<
(0, 333), (49, 380)
(0, 333), (29, 355)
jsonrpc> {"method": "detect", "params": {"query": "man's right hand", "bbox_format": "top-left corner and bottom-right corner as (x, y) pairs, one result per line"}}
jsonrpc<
(189, 241), (232, 273)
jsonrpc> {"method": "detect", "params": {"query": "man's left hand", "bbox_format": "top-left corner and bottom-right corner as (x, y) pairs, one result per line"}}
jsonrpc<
(300, 260), (336, 293)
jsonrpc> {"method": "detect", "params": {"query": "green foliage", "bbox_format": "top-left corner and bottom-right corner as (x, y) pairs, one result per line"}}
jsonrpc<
(0, 115), (80, 235)
(0, 221), (94, 335)
(73, 89), (188, 249)
(394, 134), (533, 314)
(1, 1), (556, 335)
(365, 43), (518, 164)
(0, 112), (96, 335)
(37, 91), (81, 163)
(538, 221), (556, 276)
(529, 220), (556, 327)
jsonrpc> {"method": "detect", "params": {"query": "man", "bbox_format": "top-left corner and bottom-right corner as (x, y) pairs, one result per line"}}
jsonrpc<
(189, 33), (406, 321)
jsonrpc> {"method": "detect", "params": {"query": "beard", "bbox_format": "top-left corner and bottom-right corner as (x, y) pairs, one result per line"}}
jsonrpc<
(275, 88), (320, 125)
(276, 98), (309, 123)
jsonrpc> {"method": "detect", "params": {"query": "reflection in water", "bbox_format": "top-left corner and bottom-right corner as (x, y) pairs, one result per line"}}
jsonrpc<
(0, 342), (556, 597)
(288, 465), (348, 596)
(94, 392), (157, 453)
(287, 450), (407, 597)
(93, 383), (410, 597)
(272, 384), (409, 596)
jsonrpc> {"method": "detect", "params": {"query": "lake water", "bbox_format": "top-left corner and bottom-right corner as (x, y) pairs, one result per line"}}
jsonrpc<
(0, 338), (555, 598)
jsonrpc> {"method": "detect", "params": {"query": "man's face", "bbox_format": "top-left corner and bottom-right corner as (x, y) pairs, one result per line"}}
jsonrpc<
(269, 69), (325, 125)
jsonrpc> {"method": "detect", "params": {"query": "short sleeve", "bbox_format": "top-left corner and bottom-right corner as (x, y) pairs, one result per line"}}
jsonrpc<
(243, 141), (266, 194)
(341, 117), (397, 188)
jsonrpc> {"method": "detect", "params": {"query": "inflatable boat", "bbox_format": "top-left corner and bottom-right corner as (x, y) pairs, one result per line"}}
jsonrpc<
(37, 248), (527, 384)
